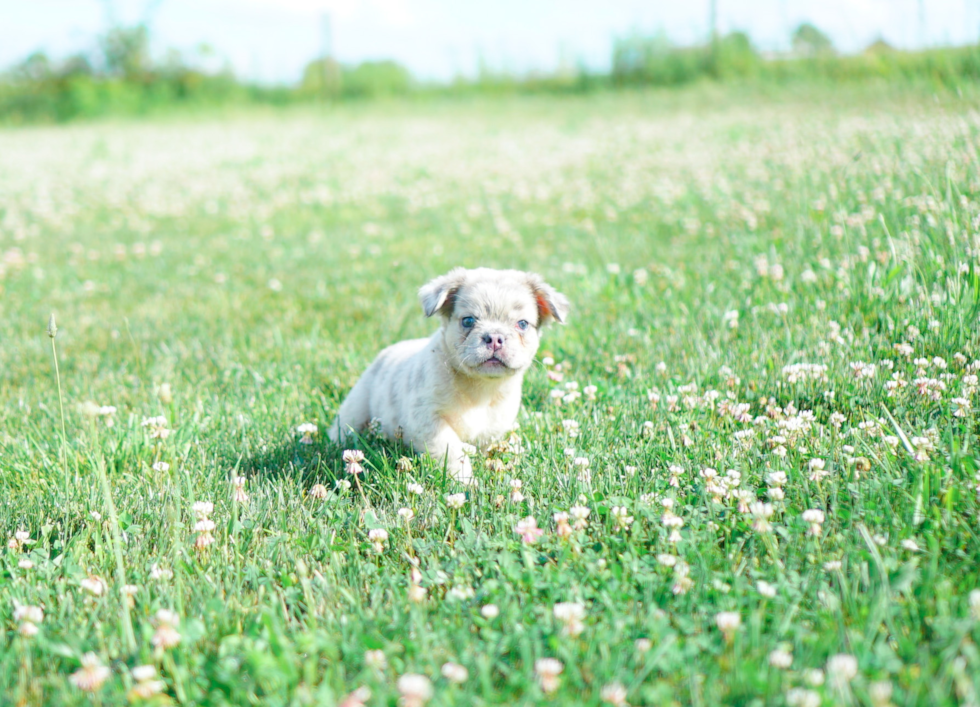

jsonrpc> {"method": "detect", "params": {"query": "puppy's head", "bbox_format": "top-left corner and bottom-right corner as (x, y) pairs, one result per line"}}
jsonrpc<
(419, 267), (569, 378)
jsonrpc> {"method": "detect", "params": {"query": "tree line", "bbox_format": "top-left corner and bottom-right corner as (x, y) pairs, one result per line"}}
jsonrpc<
(3, 23), (979, 123)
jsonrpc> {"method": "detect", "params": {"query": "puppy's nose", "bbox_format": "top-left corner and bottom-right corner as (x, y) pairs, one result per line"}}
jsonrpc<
(482, 333), (505, 351)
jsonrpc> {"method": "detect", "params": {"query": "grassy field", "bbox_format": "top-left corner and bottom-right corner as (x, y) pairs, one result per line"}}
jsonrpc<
(1, 84), (979, 706)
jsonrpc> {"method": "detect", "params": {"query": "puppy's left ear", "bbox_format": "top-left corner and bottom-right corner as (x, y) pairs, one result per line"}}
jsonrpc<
(527, 273), (570, 326)
(419, 267), (468, 318)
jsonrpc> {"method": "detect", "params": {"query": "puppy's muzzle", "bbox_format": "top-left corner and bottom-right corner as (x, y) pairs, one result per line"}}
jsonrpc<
(482, 332), (506, 352)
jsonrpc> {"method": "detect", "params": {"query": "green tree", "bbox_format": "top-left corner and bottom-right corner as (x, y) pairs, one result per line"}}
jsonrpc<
(300, 57), (343, 98)
(792, 23), (835, 57)
(100, 24), (151, 79)
(341, 60), (411, 98)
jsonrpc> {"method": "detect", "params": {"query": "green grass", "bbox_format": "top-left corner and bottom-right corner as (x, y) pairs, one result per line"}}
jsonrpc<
(1, 85), (979, 706)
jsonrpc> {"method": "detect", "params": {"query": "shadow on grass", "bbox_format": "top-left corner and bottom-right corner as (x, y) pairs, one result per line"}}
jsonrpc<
(234, 429), (424, 502)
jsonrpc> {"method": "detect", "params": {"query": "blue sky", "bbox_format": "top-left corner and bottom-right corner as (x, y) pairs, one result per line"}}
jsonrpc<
(2, 0), (978, 83)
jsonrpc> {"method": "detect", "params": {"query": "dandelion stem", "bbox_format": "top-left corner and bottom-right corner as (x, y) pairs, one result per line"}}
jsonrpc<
(164, 650), (187, 703)
(352, 472), (370, 508)
(47, 314), (71, 512)
(93, 450), (137, 653)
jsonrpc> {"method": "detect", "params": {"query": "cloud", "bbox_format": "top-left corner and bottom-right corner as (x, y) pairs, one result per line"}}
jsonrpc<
(241, 0), (414, 24)
(240, 0), (364, 18)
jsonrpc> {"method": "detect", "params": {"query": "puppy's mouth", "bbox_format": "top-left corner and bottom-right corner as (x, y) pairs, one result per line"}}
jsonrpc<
(480, 355), (509, 370)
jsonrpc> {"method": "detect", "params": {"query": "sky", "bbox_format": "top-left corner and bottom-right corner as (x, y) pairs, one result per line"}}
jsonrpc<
(1, 0), (978, 84)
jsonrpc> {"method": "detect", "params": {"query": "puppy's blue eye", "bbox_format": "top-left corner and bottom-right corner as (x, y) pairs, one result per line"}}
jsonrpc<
(517, 320), (530, 331)
(461, 316), (476, 328)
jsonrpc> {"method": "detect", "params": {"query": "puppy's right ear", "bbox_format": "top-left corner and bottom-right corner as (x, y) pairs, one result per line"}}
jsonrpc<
(419, 268), (468, 318)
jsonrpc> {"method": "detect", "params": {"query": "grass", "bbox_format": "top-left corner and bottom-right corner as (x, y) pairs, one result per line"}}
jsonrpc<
(0, 84), (979, 706)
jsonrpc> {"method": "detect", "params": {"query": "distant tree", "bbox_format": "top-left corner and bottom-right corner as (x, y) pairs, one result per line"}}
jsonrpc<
(341, 61), (411, 98)
(14, 52), (53, 82)
(60, 53), (94, 77)
(712, 31), (759, 78)
(300, 57), (343, 98)
(864, 38), (895, 54)
(100, 24), (151, 79)
(792, 23), (835, 57)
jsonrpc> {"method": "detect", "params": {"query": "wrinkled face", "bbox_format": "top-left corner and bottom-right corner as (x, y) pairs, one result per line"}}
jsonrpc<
(444, 279), (542, 377)
(419, 268), (569, 380)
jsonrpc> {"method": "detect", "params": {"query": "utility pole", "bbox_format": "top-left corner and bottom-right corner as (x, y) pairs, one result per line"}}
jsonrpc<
(780, 0), (788, 52)
(321, 11), (332, 99)
(918, 0), (925, 47)
(709, 0), (718, 44)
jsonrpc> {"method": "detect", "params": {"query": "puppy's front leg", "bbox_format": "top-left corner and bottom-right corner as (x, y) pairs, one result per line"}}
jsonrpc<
(419, 423), (473, 485)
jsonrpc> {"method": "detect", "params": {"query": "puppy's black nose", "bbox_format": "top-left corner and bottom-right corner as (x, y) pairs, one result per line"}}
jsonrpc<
(483, 333), (505, 351)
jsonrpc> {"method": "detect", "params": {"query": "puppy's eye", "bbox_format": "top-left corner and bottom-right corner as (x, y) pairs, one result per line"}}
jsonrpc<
(461, 316), (476, 328)
(516, 320), (530, 331)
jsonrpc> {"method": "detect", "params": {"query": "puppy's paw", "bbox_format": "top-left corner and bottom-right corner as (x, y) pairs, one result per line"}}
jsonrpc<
(450, 452), (475, 487)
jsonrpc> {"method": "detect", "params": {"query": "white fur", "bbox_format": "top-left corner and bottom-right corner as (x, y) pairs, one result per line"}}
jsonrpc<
(328, 267), (569, 483)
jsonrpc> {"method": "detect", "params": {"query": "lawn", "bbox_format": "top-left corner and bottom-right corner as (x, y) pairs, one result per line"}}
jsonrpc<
(1, 84), (979, 706)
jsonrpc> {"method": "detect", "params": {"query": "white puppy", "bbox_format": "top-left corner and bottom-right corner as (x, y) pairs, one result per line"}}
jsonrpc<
(328, 267), (569, 482)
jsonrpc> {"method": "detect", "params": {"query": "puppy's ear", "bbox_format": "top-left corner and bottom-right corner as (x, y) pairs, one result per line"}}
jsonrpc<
(527, 273), (570, 326)
(419, 267), (468, 318)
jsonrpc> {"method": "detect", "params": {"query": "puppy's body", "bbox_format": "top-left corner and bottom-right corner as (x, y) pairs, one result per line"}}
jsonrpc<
(328, 268), (568, 482)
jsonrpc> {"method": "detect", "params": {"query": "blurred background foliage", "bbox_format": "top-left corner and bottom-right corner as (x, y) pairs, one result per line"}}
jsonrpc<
(4, 20), (980, 123)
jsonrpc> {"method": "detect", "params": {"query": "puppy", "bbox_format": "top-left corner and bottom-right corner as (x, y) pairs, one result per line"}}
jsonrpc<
(328, 267), (569, 483)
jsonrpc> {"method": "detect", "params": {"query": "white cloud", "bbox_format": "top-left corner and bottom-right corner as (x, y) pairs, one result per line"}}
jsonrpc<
(240, 0), (365, 18)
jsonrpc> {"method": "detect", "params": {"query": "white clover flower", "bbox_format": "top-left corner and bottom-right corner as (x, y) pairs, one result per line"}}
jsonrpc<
(786, 688), (821, 707)
(396, 673), (433, 707)
(515, 516), (544, 544)
(952, 397), (971, 417)
(965, 589), (980, 620)
(80, 575), (107, 597)
(480, 604), (499, 619)
(295, 423), (318, 444)
(750, 502), (774, 532)
(364, 649), (387, 670)
(804, 668), (825, 686)
(70, 653), (111, 692)
(128, 665), (166, 699)
(368, 528), (389, 553)
(826, 653), (859, 685)
(768, 648), (793, 669)
(611, 506), (634, 532)
(715, 611), (741, 640)
(13, 602), (43, 637)
(343, 449), (365, 475)
(802, 508), (825, 536)
(600, 682), (630, 706)
(441, 662), (468, 684)
(869, 681), (893, 707)
(448, 585), (475, 601)
(782, 363), (828, 383)
(850, 361), (877, 379)
(151, 609), (181, 649)
(150, 564), (173, 581)
(141, 416), (171, 440)
(534, 658), (563, 693)
(445, 493), (466, 509)
(553, 602), (586, 637)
